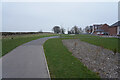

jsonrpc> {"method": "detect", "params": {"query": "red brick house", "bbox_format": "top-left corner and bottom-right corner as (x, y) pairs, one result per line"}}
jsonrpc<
(101, 24), (109, 33)
(93, 24), (103, 35)
(86, 21), (120, 36)
(109, 21), (120, 36)
(90, 24), (109, 35)
(108, 27), (117, 36)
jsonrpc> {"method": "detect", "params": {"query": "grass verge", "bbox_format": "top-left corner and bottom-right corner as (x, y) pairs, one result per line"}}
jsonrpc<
(61, 34), (120, 53)
(43, 38), (100, 78)
(2, 34), (57, 56)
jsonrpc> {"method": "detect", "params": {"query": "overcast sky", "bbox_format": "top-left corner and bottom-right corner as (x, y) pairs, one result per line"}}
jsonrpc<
(2, 2), (118, 32)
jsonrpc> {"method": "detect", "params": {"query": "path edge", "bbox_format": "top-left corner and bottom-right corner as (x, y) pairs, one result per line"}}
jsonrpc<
(42, 46), (51, 79)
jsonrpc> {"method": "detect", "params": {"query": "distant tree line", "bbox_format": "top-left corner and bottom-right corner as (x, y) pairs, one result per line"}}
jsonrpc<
(68, 25), (83, 34)
(52, 25), (83, 34)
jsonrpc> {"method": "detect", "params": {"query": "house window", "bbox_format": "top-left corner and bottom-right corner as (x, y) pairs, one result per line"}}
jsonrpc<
(95, 26), (97, 29)
(101, 32), (104, 34)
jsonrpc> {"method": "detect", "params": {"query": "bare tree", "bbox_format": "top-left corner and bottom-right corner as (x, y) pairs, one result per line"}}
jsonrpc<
(68, 31), (71, 34)
(60, 28), (65, 34)
(79, 27), (83, 33)
(70, 25), (79, 34)
(85, 26), (90, 33)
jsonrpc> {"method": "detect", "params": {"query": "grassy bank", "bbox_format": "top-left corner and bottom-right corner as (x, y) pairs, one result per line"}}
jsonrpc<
(2, 34), (57, 56)
(61, 34), (120, 53)
(43, 38), (100, 78)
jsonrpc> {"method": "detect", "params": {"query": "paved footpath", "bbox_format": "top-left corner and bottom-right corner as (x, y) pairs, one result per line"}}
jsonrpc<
(1, 36), (58, 78)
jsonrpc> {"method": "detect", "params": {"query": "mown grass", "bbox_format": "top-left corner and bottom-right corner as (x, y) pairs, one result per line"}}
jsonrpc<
(2, 34), (57, 56)
(43, 38), (100, 78)
(61, 34), (120, 53)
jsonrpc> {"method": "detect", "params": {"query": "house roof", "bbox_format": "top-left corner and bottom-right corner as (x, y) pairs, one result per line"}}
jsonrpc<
(111, 21), (120, 27)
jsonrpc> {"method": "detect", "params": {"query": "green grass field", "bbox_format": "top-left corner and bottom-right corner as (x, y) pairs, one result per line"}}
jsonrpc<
(2, 33), (119, 78)
(43, 38), (100, 78)
(61, 34), (120, 53)
(2, 34), (57, 56)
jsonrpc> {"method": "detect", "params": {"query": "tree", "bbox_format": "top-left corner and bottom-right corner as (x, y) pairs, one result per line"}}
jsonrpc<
(68, 26), (83, 34)
(68, 31), (71, 34)
(60, 28), (65, 34)
(84, 26), (90, 33)
(52, 26), (61, 34)
(70, 25), (79, 34)
(78, 27), (83, 33)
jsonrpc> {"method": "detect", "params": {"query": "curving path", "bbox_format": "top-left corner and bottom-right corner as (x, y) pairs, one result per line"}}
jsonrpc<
(1, 36), (59, 78)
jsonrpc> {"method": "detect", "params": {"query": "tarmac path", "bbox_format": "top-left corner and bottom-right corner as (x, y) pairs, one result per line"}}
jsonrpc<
(1, 36), (58, 78)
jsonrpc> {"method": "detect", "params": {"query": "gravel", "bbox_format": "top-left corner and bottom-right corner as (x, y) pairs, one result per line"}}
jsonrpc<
(62, 39), (120, 78)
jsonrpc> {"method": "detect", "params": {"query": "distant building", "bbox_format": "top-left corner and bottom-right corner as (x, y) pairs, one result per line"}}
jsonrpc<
(93, 24), (109, 35)
(86, 21), (120, 36)
(87, 24), (109, 35)
(93, 24), (103, 35)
